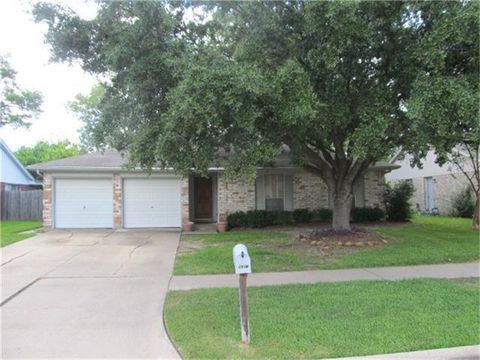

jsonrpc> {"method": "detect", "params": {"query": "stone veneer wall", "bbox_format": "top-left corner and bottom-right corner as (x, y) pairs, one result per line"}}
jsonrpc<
(42, 173), (52, 229)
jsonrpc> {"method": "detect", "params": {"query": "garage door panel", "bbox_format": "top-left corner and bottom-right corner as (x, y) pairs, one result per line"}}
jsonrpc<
(123, 178), (181, 228)
(55, 179), (113, 228)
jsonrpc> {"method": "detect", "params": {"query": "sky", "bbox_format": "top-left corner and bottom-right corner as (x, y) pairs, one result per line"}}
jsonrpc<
(0, 0), (98, 151)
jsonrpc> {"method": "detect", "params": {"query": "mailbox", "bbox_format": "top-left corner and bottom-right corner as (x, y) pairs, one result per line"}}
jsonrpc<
(233, 244), (251, 274)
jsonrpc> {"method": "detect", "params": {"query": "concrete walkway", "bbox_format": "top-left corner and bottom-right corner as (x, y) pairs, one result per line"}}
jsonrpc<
(1, 229), (181, 359)
(332, 345), (480, 360)
(170, 262), (480, 290)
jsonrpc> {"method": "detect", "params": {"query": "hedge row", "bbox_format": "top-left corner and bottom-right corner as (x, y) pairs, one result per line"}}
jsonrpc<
(227, 207), (385, 228)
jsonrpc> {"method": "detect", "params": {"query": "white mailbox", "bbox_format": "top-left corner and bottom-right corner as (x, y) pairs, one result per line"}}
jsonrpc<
(233, 244), (252, 274)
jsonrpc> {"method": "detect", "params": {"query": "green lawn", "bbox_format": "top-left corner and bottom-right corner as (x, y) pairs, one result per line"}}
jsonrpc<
(174, 216), (479, 275)
(0, 220), (42, 247)
(165, 278), (480, 359)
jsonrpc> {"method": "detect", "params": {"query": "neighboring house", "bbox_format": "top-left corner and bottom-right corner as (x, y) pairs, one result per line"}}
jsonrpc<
(386, 150), (471, 215)
(28, 149), (398, 230)
(0, 138), (38, 192)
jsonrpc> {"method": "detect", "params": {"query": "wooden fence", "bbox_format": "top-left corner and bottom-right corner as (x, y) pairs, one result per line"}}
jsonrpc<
(1, 190), (43, 221)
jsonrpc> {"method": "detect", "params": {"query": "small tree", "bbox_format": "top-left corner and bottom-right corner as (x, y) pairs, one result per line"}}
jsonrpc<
(0, 55), (42, 128)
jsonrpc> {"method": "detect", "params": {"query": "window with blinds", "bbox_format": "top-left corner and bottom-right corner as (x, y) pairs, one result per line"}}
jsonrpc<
(264, 175), (284, 211)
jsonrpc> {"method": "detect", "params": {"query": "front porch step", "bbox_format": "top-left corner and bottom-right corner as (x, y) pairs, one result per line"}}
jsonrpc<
(183, 222), (217, 234)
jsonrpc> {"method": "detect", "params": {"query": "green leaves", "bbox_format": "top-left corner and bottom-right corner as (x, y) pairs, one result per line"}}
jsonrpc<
(15, 140), (85, 167)
(0, 56), (43, 128)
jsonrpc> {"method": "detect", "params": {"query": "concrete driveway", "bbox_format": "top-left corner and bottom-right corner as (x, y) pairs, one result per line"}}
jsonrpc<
(1, 229), (181, 359)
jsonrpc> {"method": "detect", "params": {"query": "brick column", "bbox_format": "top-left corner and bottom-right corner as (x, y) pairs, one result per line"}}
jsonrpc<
(181, 177), (190, 227)
(42, 173), (52, 229)
(113, 174), (122, 228)
(217, 174), (228, 222)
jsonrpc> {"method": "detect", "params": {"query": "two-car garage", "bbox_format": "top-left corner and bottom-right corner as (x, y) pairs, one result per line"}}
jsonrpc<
(53, 177), (181, 229)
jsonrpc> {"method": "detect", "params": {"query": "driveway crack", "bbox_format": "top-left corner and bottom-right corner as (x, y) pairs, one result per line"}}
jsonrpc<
(1, 251), (32, 267)
(112, 239), (149, 276)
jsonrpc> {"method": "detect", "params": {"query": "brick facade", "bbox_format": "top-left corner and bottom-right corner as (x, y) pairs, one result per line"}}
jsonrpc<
(113, 174), (122, 228)
(41, 168), (390, 229)
(217, 174), (256, 222)
(181, 177), (190, 224)
(364, 170), (387, 209)
(42, 173), (52, 229)
(293, 169), (329, 209)
(393, 173), (471, 215)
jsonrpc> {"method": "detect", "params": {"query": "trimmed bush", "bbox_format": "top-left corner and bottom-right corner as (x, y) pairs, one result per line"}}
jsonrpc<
(292, 208), (314, 223)
(384, 180), (415, 222)
(316, 208), (333, 222)
(227, 207), (357, 228)
(227, 210), (294, 228)
(451, 186), (474, 218)
(351, 207), (385, 222)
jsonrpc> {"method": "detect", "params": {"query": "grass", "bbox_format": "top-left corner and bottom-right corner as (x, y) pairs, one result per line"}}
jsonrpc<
(165, 278), (480, 359)
(174, 215), (480, 275)
(0, 220), (42, 247)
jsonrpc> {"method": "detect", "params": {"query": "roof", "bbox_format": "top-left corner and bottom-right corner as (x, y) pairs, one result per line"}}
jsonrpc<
(0, 138), (37, 184)
(27, 150), (128, 171)
(27, 148), (399, 172)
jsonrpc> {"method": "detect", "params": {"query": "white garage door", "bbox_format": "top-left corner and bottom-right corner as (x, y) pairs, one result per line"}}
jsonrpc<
(54, 178), (113, 228)
(123, 178), (181, 228)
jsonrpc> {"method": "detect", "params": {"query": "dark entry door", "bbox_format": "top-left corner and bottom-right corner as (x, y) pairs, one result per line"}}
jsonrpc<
(194, 176), (213, 219)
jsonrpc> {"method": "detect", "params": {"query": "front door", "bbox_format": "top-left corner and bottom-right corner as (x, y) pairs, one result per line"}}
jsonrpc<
(194, 176), (213, 219)
(425, 177), (435, 212)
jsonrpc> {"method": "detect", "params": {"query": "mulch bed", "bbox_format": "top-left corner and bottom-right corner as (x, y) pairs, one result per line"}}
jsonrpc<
(295, 226), (389, 255)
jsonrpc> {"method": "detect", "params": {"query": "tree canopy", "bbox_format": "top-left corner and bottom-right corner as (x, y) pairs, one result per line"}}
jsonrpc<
(68, 84), (106, 151)
(0, 55), (43, 128)
(404, 1), (479, 229)
(33, 1), (479, 230)
(15, 140), (85, 167)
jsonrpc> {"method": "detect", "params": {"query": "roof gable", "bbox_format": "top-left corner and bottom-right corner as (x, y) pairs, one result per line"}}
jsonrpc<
(0, 138), (36, 185)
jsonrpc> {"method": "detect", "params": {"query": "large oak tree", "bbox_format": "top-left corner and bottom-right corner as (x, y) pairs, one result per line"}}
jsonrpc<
(33, 1), (477, 230)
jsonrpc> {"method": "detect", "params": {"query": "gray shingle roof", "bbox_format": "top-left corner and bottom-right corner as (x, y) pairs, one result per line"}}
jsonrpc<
(27, 150), (128, 171)
(27, 148), (399, 172)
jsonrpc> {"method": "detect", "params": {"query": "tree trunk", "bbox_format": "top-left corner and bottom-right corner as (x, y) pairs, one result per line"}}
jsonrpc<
(332, 188), (353, 231)
(473, 191), (480, 231)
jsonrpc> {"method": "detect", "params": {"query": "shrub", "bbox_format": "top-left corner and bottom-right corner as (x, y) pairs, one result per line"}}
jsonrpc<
(226, 211), (246, 228)
(451, 186), (474, 218)
(316, 208), (333, 222)
(227, 210), (294, 228)
(292, 209), (314, 223)
(351, 207), (385, 222)
(384, 180), (415, 221)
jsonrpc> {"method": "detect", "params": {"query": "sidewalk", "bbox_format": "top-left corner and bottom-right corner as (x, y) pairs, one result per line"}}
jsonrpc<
(169, 262), (480, 290)
(331, 345), (479, 360)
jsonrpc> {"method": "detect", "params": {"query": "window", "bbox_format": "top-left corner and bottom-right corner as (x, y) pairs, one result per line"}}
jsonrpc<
(264, 175), (284, 211)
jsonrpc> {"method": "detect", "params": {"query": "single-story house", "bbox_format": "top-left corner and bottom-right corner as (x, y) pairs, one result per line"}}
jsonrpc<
(28, 149), (398, 230)
(0, 138), (38, 192)
(386, 150), (472, 215)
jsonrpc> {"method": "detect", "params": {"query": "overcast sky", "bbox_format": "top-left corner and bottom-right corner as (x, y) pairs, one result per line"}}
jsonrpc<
(0, 0), (98, 151)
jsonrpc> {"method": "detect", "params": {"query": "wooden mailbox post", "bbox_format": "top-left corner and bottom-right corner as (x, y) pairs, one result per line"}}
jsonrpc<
(233, 244), (251, 344)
